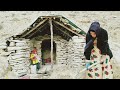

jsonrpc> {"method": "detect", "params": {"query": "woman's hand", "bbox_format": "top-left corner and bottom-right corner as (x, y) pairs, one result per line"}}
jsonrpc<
(86, 62), (91, 69)
(85, 60), (91, 70)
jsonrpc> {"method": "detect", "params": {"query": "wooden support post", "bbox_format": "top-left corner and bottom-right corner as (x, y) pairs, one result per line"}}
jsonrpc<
(49, 18), (53, 70)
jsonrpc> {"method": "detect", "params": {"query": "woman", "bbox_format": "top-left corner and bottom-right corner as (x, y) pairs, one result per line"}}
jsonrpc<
(84, 22), (113, 79)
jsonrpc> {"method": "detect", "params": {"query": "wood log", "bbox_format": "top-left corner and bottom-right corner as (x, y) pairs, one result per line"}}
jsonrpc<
(14, 52), (30, 55)
(7, 46), (29, 51)
(0, 52), (11, 56)
(11, 53), (30, 56)
(9, 39), (30, 42)
(16, 70), (27, 75)
(15, 43), (28, 46)
(11, 55), (29, 59)
(9, 58), (28, 61)
(16, 50), (30, 53)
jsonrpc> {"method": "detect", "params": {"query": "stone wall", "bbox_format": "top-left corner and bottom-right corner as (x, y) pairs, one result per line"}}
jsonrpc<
(31, 35), (85, 67)
(1, 34), (85, 78)
(56, 39), (68, 64)
(0, 41), (9, 78)
(0, 41), (19, 79)
(68, 36), (85, 68)
(6, 39), (31, 77)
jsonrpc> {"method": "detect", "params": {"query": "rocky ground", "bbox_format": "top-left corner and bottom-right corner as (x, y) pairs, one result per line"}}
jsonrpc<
(0, 11), (120, 79)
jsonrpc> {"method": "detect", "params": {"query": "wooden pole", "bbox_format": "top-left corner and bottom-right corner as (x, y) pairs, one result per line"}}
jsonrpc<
(49, 18), (53, 70)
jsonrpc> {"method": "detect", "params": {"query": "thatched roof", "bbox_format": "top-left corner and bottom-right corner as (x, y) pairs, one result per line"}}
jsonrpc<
(16, 15), (86, 41)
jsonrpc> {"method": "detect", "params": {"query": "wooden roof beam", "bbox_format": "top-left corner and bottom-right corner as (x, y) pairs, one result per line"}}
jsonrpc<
(53, 20), (85, 38)
(53, 23), (72, 39)
(20, 18), (48, 38)
(26, 21), (49, 39)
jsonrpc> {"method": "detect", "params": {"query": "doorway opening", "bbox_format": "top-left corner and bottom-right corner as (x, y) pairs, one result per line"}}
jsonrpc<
(41, 39), (56, 65)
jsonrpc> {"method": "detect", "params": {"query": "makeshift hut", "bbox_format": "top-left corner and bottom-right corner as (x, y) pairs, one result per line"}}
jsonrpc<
(4, 15), (86, 77)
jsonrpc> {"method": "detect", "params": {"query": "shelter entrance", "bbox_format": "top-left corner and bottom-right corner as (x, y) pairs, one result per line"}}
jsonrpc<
(41, 39), (56, 65)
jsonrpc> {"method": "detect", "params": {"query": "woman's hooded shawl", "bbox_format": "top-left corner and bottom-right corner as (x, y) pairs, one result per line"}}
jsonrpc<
(84, 22), (101, 53)
(84, 22), (113, 60)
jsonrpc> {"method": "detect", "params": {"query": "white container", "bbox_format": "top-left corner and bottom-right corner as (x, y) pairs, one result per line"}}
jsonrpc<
(30, 65), (36, 74)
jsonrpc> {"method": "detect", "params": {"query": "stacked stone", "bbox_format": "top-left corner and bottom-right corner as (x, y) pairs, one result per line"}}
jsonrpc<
(7, 39), (31, 77)
(0, 41), (9, 78)
(56, 39), (68, 65)
(0, 42), (7, 49)
(68, 36), (86, 68)
(67, 39), (74, 67)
